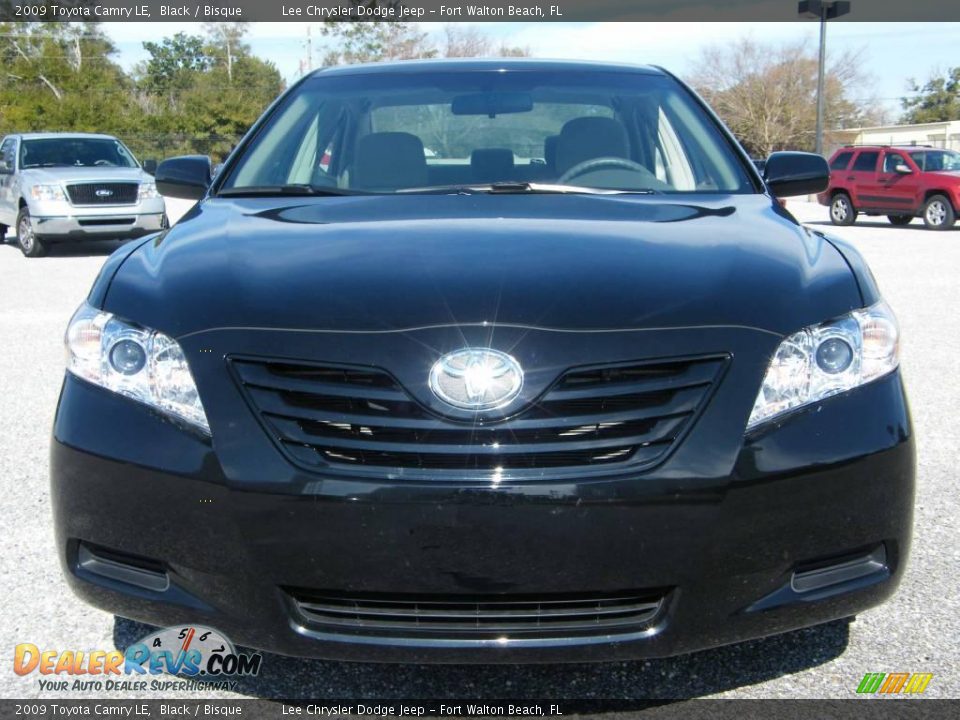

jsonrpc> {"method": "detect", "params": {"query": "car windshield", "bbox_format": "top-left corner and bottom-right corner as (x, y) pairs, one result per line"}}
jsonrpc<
(221, 68), (753, 195)
(20, 137), (138, 169)
(909, 149), (960, 172)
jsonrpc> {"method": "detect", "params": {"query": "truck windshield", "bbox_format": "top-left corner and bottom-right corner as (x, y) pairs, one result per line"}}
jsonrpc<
(20, 138), (138, 169)
(221, 69), (753, 195)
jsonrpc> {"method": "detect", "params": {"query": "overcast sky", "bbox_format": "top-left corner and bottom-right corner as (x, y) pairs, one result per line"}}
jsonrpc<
(103, 22), (959, 122)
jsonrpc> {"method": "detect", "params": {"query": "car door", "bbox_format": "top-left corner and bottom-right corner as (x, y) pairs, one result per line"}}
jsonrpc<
(0, 136), (18, 227)
(876, 150), (921, 213)
(847, 149), (881, 209)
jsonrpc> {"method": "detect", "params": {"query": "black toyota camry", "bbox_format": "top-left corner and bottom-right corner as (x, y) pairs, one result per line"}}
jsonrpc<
(52, 60), (913, 663)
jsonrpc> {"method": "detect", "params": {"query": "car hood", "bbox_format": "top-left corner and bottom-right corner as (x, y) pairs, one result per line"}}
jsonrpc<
(102, 194), (861, 338)
(20, 166), (147, 184)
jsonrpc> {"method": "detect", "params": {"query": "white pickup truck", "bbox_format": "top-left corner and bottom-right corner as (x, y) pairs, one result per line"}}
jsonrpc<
(0, 132), (167, 257)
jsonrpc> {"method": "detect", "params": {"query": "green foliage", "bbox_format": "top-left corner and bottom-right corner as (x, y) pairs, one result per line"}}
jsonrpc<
(0, 22), (284, 163)
(901, 68), (960, 124)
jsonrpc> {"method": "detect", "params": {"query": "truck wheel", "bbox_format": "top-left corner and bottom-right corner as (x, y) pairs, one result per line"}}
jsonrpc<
(887, 215), (912, 226)
(830, 193), (857, 226)
(922, 195), (956, 230)
(17, 207), (48, 258)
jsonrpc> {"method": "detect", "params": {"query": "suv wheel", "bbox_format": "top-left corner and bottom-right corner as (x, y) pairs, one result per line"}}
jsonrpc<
(830, 193), (856, 226)
(922, 195), (956, 230)
(887, 215), (913, 226)
(17, 207), (47, 258)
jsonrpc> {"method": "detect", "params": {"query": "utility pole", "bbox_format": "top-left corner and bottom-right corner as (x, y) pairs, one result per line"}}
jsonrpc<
(799, 1), (852, 155)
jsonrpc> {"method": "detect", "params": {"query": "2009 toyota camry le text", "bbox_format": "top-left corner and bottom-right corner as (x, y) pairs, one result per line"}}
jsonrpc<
(51, 59), (914, 663)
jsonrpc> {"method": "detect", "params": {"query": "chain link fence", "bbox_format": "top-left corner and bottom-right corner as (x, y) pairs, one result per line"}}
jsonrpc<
(119, 134), (246, 165)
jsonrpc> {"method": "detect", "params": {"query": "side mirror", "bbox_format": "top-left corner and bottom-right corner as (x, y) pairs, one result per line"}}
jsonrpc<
(0, 159), (12, 175)
(155, 156), (211, 200)
(763, 151), (829, 197)
(142, 158), (158, 175)
(894, 164), (912, 174)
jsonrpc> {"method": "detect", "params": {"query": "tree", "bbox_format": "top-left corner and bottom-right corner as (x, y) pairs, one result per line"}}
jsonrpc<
(0, 22), (132, 135)
(442, 25), (530, 58)
(901, 67), (960, 124)
(319, 22), (435, 66)
(687, 38), (880, 157)
(203, 21), (251, 83)
(141, 33), (211, 94)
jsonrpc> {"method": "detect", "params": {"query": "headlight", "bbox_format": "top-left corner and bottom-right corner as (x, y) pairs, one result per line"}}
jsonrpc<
(30, 184), (66, 201)
(65, 302), (210, 434)
(747, 301), (899, 430)
(138, 182), (160, 200)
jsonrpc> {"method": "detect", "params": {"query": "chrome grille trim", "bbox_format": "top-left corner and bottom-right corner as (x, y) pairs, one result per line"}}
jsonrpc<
(288, 589), (666, 639)
(231, 355), (726, 476)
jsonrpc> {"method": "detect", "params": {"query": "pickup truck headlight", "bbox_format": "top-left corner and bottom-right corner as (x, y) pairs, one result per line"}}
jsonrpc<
(65, 302), (210, 434)
(747, 301), (899, 430)
(30, 184), (66, 202)
(138, 182), (160, 200)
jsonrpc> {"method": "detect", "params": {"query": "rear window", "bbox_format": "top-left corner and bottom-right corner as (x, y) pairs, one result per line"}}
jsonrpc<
(830, 151), (853, 170)
(852, 151), (879, 172)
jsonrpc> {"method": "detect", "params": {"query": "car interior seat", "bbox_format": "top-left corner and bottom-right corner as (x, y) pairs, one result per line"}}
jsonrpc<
(351, 132), (428, 191)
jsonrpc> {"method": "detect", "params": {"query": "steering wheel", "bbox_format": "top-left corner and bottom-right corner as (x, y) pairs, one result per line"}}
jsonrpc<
(93, 160), (114, 166)
(558, 156), (653, 184)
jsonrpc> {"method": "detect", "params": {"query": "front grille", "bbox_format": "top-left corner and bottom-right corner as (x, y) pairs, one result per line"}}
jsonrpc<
(65, 182), (138, 206)
(288, 588), (666, 639)
(232, 355), (725, 477)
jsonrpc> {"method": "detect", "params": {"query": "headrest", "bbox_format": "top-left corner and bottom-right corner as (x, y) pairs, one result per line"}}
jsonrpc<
(555, 117), (630, 175)
(352, 132), (428, 190)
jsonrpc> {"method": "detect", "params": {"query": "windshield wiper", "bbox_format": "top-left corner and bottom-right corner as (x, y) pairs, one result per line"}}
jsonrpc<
(398, 182), (659, 195)
(217, 184), (361, 198)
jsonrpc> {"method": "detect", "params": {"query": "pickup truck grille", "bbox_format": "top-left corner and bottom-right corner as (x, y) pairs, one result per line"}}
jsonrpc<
(232, 355), (725, 478)
(65, 182), (138, 206)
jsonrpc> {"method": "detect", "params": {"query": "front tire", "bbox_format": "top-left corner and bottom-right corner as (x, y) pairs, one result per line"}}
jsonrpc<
(17, 207), (47, 258)
(830, 193), (857, 226)
(887, 215), (913, 226)
(922, 195), (956, 230)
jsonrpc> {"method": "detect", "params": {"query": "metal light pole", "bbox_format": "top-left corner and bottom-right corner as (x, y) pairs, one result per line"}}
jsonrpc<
(798, 1), (851, 156)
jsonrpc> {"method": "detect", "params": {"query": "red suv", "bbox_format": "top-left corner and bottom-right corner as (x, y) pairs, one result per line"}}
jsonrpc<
(818, 145), (960, 229)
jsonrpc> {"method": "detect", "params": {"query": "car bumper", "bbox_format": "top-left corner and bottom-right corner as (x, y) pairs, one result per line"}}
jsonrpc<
(51, 371), (914, 664)
(34, 212), (166, 240)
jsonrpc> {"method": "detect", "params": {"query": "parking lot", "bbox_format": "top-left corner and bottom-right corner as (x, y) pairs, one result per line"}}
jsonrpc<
(1, 201), (956, 700)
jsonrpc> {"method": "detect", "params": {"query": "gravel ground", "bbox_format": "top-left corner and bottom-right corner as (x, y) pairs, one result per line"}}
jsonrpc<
(0, 201), (956, 701)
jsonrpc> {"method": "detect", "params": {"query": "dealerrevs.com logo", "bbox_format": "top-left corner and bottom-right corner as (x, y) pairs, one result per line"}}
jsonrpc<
(14, 625), (261, 693)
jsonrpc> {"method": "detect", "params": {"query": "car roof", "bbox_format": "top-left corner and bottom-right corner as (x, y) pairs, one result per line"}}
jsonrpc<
(14, 132), (121, 141)
(839, 145), (945, 153)
(309, 58), (666, 78)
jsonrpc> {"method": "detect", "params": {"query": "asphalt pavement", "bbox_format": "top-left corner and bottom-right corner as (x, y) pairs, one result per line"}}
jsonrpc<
(0, 201), (956, 700)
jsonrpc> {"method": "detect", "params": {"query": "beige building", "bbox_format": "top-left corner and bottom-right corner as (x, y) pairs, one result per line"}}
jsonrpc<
(832, 120), (960, 153)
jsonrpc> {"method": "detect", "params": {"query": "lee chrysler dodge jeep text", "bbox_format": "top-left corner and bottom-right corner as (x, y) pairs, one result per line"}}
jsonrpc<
(0, 133), (166, 257)
(51, 60), (913, 663)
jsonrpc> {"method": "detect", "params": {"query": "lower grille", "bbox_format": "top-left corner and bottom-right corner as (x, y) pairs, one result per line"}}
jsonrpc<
(288, 589), (665, 639)
(66, 182), (138, 206)
(77, 218), (135, 226)
(232, 355), (725, 477)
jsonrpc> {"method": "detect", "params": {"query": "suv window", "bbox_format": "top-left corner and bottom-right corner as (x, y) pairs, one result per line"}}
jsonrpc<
(830, 151), (853, 170)
(882, 153), (907, 173)
(852, 151), (879, 172)
(909, 149), (960, 172)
